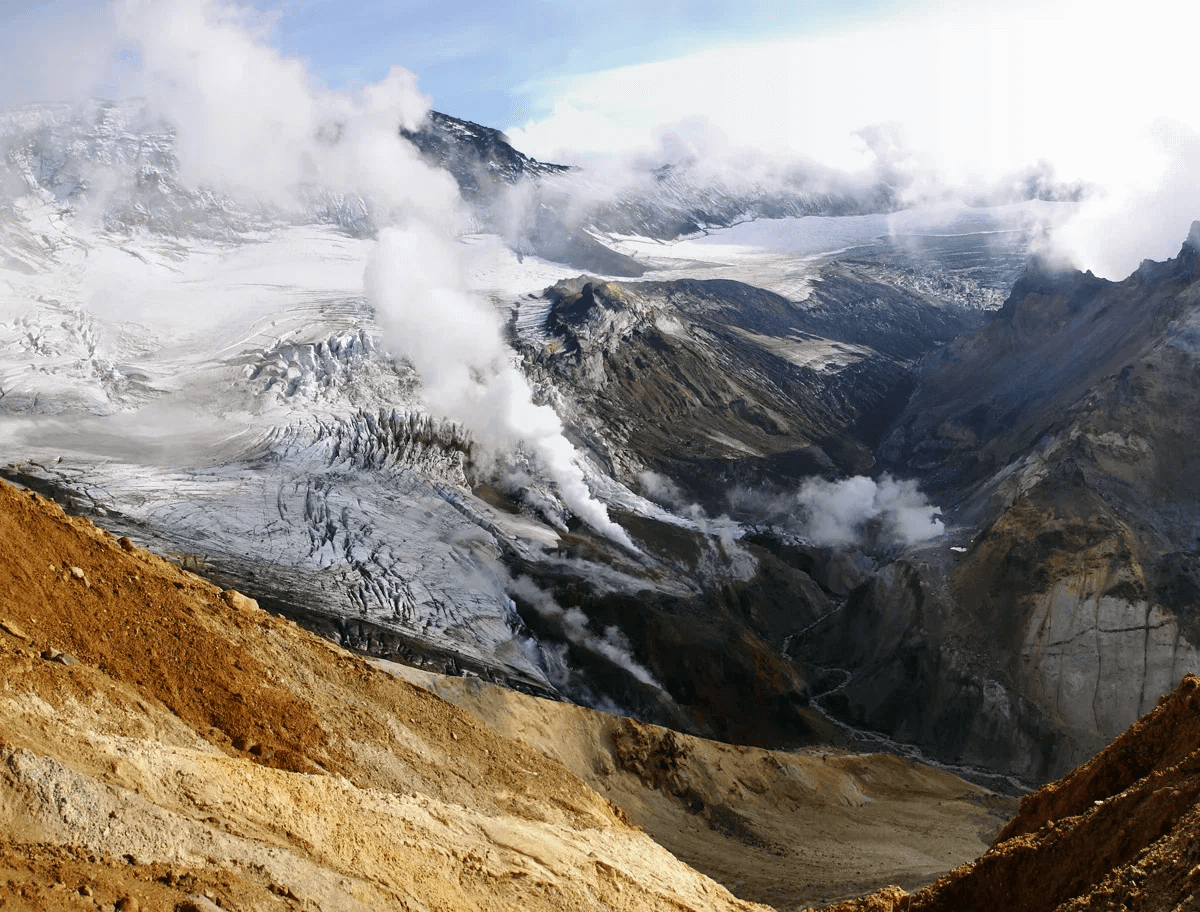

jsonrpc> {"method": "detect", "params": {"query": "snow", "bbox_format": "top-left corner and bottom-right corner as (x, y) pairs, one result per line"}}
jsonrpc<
(602, 200), (1075, 300)
(732, 327), (875, 372)
(0, 104), (1069, 694)
(0, 164), (668, 689)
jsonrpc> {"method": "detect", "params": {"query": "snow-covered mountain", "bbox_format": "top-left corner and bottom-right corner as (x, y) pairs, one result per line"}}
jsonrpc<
(12, 98), (1170, 786)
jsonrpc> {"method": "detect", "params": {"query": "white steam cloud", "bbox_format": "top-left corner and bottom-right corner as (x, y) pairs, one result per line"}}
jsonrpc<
(507, 0), (1200, 279)
(732, 474), (944, 549)
(798, 475), (944, 547)
(508, 575), (661, 689)
(111, 0), (635, 550)
(364, 229), (637, 550)
(116, 0), (442, 214)
(639, 470), (758, 581)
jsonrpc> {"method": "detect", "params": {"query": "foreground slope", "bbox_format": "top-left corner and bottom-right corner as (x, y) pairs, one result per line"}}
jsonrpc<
(0, 475), (1008, 911)
(0, 478), (770, 912)
(825, 673), (1200, 912)
(387, 666), (1011, 911)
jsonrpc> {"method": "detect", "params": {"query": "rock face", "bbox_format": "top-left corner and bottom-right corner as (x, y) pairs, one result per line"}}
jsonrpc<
(518, 269), (990, 503)
(824, 674), (1200, 912)
(808, 225), (1200, 780)
(398, 110), (570, 198)
(398, 111), (649, 276)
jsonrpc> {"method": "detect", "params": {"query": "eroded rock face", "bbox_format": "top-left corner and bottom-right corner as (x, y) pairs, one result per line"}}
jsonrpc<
(843, 224), (1200, 779)
(520, 270), (988, 506)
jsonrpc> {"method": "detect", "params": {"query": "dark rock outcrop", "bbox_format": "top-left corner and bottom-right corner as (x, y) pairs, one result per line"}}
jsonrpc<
(521, 270), (989, 506)
(830, 225), (1200, 779)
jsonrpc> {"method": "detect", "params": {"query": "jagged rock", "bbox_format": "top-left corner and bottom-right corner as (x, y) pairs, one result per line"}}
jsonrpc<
(849, 227), (1200, 778)
(521, 272), (988, 505)
(0, 618), (30, 641)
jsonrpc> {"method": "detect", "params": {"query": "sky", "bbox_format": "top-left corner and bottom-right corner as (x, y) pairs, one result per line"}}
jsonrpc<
(1, 0), (1198, 277)
(259, 0), (914, 129)
(0, 0), (916, 128)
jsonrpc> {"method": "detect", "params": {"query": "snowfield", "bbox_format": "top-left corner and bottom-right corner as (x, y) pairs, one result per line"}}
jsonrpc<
(0, 101), (1067, 695)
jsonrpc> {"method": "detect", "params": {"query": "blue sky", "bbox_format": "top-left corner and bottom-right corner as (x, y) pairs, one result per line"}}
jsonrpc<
(260, 0), (915, 129)
(0, 0), (911, 128)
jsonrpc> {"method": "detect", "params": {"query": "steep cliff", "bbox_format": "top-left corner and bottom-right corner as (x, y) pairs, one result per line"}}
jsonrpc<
(871, 224), (1200, 777)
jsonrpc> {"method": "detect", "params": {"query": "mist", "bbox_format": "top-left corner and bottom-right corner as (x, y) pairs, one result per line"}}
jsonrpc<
(9, 1), (1194, 285)
(364, 227), (637, 550)
(1, 0), (638, 550)
(730, 474), (944, 549)
(506, 0), (1200, 278)
(507, 575), (661, 689)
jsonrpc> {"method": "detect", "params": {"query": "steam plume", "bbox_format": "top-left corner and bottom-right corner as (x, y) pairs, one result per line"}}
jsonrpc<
(731, 474), (944, 549)
(115, 0), (635, 549)
(364, 229), (637, 550)
(508, 575), (661, 688)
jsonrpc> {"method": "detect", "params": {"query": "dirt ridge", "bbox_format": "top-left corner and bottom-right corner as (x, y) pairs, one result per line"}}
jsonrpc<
(823, 674), (1200, 911)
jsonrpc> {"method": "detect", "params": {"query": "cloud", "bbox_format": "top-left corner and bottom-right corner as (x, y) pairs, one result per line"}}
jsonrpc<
(1052, 121), (1200, 279)
(731, 474), (944, 549)
(0, 1), (132, 108)
(115, 0), (448, 217)
(506, 0), (1200, 277)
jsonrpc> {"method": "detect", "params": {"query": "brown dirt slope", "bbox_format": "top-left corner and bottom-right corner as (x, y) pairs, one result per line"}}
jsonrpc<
(0, 478), (770, 912)
(821, 674), (1200, 912)
(385, 664), (1012, 911)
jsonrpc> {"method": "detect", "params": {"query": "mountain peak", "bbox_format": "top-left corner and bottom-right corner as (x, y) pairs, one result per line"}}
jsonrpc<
(1131, 219), (1200, 285)
(399, 109), (569, 201)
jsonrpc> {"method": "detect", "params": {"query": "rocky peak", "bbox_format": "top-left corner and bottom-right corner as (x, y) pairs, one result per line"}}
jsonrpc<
(1132, 218), (1200, 285)
(398, 110), (568, 201)
(997, 254), (1110, 328)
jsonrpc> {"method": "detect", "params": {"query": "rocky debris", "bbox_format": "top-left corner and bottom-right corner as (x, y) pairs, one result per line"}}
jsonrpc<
(821, 674), (1200, 912)
(0, 617), (30, 641)
(220, 589), (258, 613)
